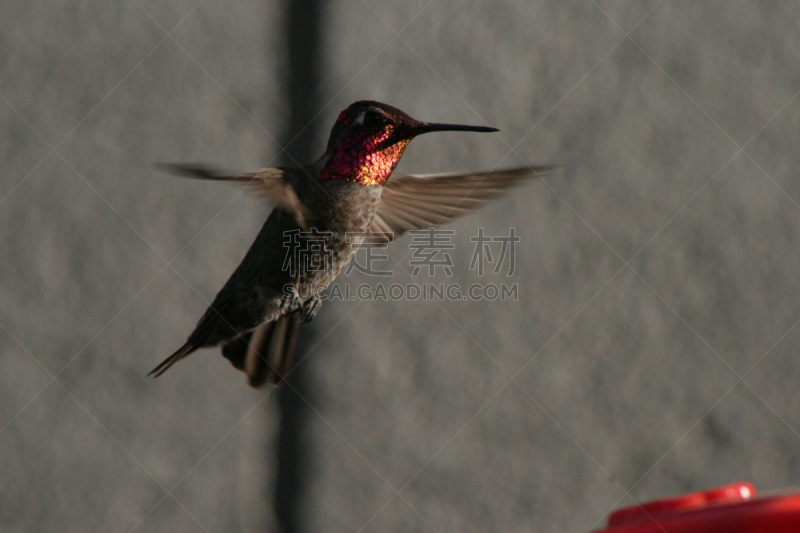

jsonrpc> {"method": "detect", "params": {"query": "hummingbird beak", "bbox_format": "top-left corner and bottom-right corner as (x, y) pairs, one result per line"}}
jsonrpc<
(413, 122), (499, 135)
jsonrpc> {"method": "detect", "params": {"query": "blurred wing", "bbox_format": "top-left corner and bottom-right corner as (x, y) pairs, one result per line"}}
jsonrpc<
(366, 166), (552, 244)
(158, 163), (311, 230)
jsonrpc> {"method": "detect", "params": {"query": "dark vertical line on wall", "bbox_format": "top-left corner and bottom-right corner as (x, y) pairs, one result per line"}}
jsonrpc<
(281, 0), (325, 165)
(272, 1), (325, 532)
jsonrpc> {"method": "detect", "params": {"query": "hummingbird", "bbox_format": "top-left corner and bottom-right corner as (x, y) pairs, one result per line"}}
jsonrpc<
(149, 101), (551, 387)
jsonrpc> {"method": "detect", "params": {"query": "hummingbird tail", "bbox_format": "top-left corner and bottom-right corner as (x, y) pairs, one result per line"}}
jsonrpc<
(222, 311), (302, 388)
(148, 342), (198, 378)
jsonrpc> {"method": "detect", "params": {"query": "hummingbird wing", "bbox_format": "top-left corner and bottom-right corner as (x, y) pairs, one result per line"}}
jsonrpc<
(367, 165), (552, 244)
(157, 164), (312, 230)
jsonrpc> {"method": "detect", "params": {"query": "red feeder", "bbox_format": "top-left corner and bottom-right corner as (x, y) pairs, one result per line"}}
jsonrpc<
(592, 482), (800, 533)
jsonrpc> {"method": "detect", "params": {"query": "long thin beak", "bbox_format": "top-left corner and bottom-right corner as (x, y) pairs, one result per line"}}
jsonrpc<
(415, 122), (499, 134)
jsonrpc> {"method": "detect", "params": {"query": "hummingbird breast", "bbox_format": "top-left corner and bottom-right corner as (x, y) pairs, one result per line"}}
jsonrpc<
(292, 179), (383, 298)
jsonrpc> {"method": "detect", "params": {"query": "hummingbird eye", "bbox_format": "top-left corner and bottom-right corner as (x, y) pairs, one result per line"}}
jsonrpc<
(359, 110), (388, 128)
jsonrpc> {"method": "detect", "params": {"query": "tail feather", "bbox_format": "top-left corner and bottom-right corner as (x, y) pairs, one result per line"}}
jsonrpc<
(222, 312), (302, 388)
(148, 342), (198, 378)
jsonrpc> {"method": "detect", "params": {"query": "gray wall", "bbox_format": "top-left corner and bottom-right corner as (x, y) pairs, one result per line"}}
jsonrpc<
(3, 1), (800, 532)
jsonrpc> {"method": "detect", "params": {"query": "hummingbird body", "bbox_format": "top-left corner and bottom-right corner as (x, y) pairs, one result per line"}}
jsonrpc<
(159, 170), (382, 375)
(150, 101), (551, 386)
(284, 176), (384, 303)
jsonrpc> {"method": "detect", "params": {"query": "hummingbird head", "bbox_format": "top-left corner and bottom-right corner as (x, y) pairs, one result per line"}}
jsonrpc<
(319, 101), (497, 186)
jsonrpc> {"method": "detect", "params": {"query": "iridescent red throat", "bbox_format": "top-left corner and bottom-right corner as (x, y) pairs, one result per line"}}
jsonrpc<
(318, 127), (410, 186)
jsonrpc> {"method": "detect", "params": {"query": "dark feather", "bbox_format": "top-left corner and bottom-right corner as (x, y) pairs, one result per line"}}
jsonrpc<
(222, 312), (303, 388)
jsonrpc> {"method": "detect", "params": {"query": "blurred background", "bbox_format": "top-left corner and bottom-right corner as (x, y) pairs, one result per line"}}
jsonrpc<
(3, 1), (800, 531)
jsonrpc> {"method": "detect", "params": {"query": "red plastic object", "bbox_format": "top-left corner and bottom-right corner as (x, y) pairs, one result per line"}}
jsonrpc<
(592, 482), (800, 533)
